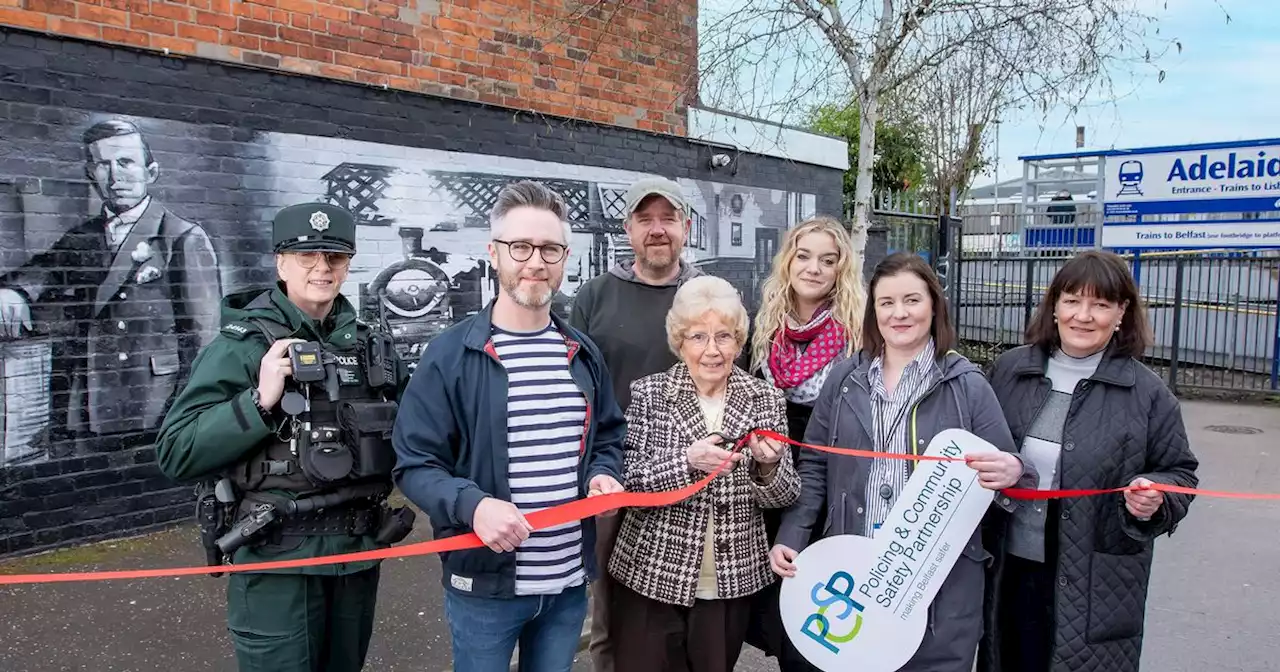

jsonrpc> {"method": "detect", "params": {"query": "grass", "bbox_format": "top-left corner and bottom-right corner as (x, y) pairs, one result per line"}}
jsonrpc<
(0, 526), (185, 574)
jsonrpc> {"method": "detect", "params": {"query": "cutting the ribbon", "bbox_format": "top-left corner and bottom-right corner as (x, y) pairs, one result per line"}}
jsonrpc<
(0, 428), (1276, 586)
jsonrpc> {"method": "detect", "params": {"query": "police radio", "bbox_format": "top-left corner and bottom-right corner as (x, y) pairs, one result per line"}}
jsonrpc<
(366, 290), (398, 389)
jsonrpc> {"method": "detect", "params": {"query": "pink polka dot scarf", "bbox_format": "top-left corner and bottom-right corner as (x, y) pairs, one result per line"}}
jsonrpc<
(767, 303), (848, 390)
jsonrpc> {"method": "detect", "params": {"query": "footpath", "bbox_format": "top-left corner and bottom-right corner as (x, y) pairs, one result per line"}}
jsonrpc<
(2, 399), (1279, 672)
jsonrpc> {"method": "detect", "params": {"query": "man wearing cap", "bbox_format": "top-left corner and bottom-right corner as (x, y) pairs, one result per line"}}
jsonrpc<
(155, 202), (414, 672)
(568, 176), (703, 672)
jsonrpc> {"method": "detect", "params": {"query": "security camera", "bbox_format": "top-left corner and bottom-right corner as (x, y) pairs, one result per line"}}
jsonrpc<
(710, 153), (732, 168)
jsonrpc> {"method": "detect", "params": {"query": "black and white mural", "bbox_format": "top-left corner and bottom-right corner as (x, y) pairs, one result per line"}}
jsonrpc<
(0, 114), (817, 468)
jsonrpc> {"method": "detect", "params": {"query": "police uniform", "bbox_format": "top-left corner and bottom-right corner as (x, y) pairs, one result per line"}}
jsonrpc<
(154, 203), (414, 672)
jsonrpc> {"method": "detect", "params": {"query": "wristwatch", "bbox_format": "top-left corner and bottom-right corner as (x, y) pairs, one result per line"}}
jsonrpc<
(249, 388), (272, 422)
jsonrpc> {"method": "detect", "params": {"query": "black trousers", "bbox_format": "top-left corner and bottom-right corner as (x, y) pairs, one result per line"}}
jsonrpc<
(998, 501), (1061, 672)
(743, 399), (823, 672)
(610, 581), (753, 672)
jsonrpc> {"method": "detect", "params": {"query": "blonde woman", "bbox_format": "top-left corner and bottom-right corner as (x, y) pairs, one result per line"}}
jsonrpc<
(745, 215), (866, 671)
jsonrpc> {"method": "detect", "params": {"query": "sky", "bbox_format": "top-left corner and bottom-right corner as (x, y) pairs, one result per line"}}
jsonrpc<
(980, 0), (1279, 189)
(696, 0), (1277, 194)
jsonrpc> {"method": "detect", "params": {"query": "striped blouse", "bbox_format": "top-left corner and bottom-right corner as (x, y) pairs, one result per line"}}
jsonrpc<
(864, 338), (939, 536)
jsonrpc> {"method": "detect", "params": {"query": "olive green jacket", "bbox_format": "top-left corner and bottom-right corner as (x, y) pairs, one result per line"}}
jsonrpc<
(155, 284), (407, 575)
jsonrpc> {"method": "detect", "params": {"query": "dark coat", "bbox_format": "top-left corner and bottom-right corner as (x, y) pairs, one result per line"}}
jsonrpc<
(4, 199), (221, 438)
(776, 349), (1033, 672)
(979, 344), (1200, 672)
(391, 301), (626, 600)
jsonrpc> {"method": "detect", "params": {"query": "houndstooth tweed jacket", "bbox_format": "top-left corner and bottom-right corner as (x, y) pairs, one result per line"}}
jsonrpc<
(608, 362), (800, 607)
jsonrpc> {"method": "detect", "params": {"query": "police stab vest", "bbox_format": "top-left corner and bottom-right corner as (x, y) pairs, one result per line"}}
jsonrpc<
(221, 313), (401, 499)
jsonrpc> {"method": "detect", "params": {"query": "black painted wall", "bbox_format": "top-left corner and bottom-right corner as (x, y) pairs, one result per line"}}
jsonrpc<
(0, 25), (844, 558)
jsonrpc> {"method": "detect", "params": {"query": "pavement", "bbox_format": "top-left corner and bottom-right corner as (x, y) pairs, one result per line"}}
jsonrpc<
(2, 398), (1279, 672)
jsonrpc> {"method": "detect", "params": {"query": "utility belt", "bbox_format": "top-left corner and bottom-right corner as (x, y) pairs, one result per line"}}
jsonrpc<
(197, 481), (416, 575)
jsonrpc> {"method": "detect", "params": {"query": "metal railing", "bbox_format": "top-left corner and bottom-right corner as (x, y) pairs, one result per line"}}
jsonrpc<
(952, 249), (1280, 394)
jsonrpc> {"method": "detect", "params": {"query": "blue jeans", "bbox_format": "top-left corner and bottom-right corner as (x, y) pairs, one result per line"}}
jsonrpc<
(444, 582), (589, 672)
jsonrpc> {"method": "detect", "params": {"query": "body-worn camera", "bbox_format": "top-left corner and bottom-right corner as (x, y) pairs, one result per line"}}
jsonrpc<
(203, 334), (412, 559)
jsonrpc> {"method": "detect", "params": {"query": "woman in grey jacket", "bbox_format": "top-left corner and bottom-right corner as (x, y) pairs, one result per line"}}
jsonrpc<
(770, 252), (1034, 672)
(979, 251), (1200, 672)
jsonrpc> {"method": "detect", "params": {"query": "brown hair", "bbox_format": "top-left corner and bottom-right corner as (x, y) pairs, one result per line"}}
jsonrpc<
(1025, 250), (1152, 358)
(860, 252), (956, 358)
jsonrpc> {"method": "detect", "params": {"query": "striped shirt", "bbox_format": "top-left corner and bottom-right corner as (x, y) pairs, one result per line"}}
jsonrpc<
(864, 339), (939, 536)
(492, 323), (588, 596)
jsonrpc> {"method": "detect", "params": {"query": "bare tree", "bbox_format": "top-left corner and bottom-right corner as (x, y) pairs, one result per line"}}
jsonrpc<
(698, 0), (1221, 247)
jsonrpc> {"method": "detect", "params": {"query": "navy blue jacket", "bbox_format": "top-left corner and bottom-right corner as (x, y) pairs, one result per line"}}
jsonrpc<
(391, 302), (626, 599)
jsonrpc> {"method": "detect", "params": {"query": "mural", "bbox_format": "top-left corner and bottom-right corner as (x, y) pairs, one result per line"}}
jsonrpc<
(0, 114), (818, 468)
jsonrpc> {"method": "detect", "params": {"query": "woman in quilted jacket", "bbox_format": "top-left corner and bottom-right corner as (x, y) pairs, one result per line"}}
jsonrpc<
(980, 250), (1200, 672)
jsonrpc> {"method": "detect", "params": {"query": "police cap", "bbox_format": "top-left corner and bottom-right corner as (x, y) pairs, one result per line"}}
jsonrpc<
(273, 202), (357, 254)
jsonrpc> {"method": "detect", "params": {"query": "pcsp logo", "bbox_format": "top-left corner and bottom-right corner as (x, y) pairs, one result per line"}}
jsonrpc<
(800, 570), (865, 654)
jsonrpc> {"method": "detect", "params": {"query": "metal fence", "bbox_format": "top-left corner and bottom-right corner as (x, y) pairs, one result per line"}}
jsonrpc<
(953, 248), (1280, 394)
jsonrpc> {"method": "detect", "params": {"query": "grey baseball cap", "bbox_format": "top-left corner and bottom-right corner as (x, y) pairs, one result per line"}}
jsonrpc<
(623, 177), (689, 217)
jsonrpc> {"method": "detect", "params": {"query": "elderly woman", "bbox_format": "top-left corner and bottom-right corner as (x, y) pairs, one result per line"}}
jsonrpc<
(980, 251), (1199, 672)
(608, 275), (800, 672)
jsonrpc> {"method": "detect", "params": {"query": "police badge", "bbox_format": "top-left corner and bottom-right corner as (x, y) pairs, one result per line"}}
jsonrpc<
(310, 211), (330, 232)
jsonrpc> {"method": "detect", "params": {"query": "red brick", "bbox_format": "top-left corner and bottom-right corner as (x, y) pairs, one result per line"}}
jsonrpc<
(297, 44), (333, 62)
(235, 17), (274, 36)
(318, 63), (356, 79)
(367, 0), (396, 17)
(314, 33), (347, 50)
(148, 1), (191, 21)
(130, 14), (175, 34)
(151, 34), (196, 53)
(225, 31), (259, 49)
(381, 44), (411, 62)
(328, 20), (360, 39)
(24, 0), (696, 136)
(259, 38), (298, 57)
(0, 5), (48, 27)
(50, 16), (101, 38)
(194, 9), (234, 28)
(100, 24), (150, 46)
(278, 25), (312, 44)
(346, 39), (380, 57)
(176, 21), (218, 42)
(24, 0), (75, 17)
(79, 4), (130, 25)
(314, 2), (346, 19)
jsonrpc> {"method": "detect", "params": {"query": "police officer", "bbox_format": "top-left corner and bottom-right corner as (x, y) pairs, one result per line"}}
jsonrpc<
(155, 202), (414, 672)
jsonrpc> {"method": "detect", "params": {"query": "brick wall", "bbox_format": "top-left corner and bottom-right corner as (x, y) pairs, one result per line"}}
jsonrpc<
(0, 0), (696, 134)
(0, 26), (842, 559)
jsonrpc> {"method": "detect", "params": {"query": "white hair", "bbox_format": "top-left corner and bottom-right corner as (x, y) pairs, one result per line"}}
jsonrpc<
(665, 275), (749, 355)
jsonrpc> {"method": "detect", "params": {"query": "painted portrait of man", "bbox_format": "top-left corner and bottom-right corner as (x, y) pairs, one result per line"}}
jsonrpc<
(0, 119), (222, 454)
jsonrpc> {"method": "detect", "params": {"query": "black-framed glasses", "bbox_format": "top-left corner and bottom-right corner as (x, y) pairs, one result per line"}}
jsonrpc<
(290, 251), (352, 269)
(495, 239), (567, 264)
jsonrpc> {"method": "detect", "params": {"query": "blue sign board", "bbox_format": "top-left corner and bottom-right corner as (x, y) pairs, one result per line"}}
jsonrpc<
(1098, 139), (1280, 249)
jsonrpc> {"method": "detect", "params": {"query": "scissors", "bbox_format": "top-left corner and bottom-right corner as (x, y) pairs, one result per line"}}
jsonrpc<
(706, 429), (759, 452)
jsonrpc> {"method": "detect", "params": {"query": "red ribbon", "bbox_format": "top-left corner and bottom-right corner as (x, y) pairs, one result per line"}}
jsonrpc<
(0, 430), (1269, 585)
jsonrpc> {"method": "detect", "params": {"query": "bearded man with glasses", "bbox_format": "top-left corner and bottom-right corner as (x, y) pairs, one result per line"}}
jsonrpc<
(393, 180), (626, 672)
(156, 202), (414, 672)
